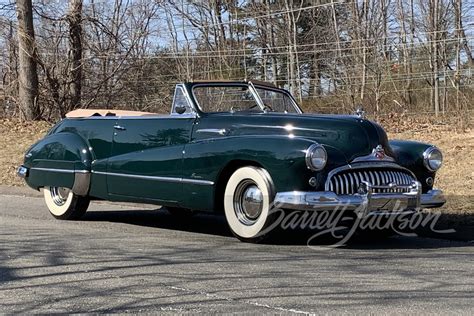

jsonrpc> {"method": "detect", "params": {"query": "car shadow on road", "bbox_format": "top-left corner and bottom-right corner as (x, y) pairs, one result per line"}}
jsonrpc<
(83, 208), (233, 237)
(81, 207), (473, 249)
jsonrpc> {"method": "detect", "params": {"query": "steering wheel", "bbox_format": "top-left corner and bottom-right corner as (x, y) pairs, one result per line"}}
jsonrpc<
(248, 104), (273, 112)
(263, 104), (274, 112)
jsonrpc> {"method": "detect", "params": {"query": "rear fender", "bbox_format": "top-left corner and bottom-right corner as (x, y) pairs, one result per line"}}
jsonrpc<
(23, 132), (93, 195)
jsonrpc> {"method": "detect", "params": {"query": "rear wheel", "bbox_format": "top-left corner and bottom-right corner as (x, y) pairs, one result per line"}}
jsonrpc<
(43, 186), (90, 220)
(224, 166), (278, 242)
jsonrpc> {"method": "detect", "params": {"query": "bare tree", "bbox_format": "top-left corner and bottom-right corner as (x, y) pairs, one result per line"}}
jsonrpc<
(67, 0), (83, 111)
(1, 0), (472, 120)
(16, 0), (40, 120)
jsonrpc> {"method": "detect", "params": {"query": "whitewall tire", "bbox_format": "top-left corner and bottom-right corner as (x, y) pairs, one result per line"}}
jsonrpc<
(43, 186), (90, 220)
(224, 166), (277, 242)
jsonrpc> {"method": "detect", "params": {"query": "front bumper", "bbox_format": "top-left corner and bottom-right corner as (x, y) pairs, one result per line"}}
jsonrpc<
(274, 181), (445, 217)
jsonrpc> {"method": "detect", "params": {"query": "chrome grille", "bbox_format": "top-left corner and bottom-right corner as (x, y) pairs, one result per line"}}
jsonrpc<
(327, 168), (415, 195)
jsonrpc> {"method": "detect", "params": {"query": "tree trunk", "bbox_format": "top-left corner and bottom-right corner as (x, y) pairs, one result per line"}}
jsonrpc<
(397, 0), (412, 108)
(454, 0), (461, 111)
(359, 0), (369, 102)
(432, 0), (440, 116)
(16, 0), (40, 120)
(268, 10), (278, 85)
(67, 0), (83, 112)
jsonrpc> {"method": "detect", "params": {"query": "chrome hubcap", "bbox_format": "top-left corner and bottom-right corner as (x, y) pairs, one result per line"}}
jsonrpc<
(234, 180), (264, 225)
(50, 187), (70, 206)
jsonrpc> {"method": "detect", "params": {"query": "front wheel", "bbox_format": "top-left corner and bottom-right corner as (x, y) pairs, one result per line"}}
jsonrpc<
(43, 186), (90, 220)
(224, 166), (278, 242)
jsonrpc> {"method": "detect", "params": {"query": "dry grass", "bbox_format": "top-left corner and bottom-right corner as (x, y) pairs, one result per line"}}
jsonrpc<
(0, 119), (52, 186)
(386, 125), (474, 215)
(379, 112), (473, 215)
(1, 116), (472, 214)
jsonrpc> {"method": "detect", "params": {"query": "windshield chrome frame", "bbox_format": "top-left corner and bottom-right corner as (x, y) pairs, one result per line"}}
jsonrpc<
(191, 82), (303, 114)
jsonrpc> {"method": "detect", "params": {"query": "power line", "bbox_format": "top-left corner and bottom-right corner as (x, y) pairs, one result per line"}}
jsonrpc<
(155, 1), (351, 32)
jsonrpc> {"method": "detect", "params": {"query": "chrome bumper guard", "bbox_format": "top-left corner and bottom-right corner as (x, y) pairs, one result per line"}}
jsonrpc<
(274, 181), (445, 218)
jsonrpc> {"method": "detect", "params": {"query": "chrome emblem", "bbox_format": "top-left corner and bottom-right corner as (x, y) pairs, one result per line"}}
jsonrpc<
(374, 145), (385, 159)
(351, 144), (395, 163)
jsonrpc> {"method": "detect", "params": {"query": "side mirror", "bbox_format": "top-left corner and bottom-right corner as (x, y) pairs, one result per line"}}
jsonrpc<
(175, 106), (187, 114)
(354, 106), (365, 119)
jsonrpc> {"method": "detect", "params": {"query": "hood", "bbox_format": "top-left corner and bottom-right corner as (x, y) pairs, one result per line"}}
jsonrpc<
(193, 112), (392, 164)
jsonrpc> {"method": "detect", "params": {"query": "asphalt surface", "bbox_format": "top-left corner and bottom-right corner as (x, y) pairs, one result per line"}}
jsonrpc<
(1, 189), (473, 314)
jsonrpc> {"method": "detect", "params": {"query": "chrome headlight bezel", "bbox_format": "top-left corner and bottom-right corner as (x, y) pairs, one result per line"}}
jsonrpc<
(423, 146), (443, 172)
(305, 143), (327, 171)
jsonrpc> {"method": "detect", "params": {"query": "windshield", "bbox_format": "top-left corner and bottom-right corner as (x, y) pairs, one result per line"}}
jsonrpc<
(193, 85), (260, 113)
(255, 87), (299, 113)
(192, 84), (301, 113)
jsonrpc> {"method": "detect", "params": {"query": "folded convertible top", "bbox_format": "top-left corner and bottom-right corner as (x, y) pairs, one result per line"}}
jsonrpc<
(65, 109), (156, 118)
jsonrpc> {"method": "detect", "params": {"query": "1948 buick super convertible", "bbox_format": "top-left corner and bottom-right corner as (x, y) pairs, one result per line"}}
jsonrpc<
(18, 80), (445, 242)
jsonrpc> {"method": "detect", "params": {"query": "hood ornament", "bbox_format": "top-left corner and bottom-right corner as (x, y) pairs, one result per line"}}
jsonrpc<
(373, 145), (386, 159)
(352, 145), (395, 163)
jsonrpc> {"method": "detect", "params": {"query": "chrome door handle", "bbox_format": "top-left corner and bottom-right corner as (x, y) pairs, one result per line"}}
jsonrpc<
(113, 125), (126, 131)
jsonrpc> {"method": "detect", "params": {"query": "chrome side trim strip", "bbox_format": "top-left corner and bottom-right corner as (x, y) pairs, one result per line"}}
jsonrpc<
(236, 124), (332, 134)
(31, 167), (73, 173)
(92, 171), (214, 186)
(30, 167), (90, 174)
(31, 167), (75, 174)
(196, 128), (227, 135)
(23, 167), (91, 195)
(180, 177), (215, 185)
(75, 169), (90, 174)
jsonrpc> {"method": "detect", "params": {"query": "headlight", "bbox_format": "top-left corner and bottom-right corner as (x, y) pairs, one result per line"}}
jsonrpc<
(423, 146), (443, 171)
(305, 143), (327, 171)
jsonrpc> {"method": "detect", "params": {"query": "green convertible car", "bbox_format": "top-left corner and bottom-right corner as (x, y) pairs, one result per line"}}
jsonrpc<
(18, 80), (445, 241)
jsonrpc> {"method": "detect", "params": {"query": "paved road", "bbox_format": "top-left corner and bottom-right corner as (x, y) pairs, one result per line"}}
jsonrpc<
(1, 192), (473, 314)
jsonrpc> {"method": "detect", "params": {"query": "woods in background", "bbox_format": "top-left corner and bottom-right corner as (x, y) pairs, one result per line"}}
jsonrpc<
(0, 0), (473, 121)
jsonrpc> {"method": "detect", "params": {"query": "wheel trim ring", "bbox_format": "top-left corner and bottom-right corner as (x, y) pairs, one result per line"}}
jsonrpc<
(224, 166), (275, 239)
(233, 180), (263, 226)
(50, 187), (70, 206)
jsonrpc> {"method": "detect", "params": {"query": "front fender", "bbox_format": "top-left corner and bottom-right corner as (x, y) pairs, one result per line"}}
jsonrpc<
(181, 135), (345, 210)
(389, 139), (438, 192)
(23, 132), (93, 193)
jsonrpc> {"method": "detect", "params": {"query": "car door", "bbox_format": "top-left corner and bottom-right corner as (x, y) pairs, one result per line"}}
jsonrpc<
(107, 117), (194, 202)
(106, 86), (196, 204)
